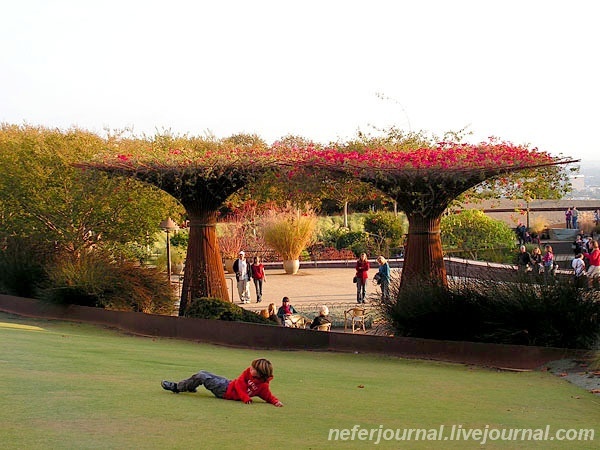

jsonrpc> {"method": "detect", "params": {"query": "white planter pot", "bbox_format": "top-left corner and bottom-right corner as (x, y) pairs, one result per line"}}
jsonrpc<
(283, 259), (300, 274)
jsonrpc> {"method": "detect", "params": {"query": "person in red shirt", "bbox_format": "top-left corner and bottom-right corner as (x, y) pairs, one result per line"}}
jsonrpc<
(583, 240), (600, 289)
(161, 358), (283, 407)
(355, 252), (370, 303)
(251, 255), (266, 303)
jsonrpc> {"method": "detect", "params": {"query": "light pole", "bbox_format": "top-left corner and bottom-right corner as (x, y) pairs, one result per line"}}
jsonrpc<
(160, 218), (179, 281)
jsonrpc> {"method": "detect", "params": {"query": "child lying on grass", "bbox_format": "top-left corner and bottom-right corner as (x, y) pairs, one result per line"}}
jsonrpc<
(161, 358), (283, 407)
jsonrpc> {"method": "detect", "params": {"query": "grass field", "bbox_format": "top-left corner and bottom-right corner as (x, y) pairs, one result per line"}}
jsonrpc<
(1, 312), (598, 449)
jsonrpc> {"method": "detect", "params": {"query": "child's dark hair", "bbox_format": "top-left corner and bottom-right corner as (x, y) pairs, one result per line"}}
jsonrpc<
(251, 358), (273, 380)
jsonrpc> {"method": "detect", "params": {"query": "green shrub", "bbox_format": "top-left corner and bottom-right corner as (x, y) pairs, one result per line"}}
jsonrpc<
(108, 262), (177, 314)
(183, 297), (273, 324)
(592, 352), (600, 370)
(376, 277), (600, 349)
(169, 230), (189, 248)
(441, 210), (516, 261)
(363, 211), (404, 256)
(364, 212), (404, 242)
(338, 231), (368, 251)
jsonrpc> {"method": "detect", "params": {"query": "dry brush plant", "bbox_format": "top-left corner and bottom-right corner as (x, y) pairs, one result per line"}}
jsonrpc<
(261, 204), (317, 261)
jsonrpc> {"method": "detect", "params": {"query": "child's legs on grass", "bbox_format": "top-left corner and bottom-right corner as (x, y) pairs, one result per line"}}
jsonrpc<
(178, 371), (230, 398)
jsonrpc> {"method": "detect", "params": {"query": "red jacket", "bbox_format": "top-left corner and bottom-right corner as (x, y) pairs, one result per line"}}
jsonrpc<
(584, 249), (600, 267)
(224, 367), (279, 405)
(251, 263), (265, 280)
(355, 259), (370, 280)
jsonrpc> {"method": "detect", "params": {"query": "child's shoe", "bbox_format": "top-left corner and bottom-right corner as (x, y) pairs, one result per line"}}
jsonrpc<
(161, 380), (179, 393)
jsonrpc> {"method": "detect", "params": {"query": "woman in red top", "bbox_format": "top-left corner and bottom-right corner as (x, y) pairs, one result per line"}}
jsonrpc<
(355, 252), (370, 303)
(583, 240), (600, 289)
(251, 256), (266, 303)
(161, 358), (283, 407)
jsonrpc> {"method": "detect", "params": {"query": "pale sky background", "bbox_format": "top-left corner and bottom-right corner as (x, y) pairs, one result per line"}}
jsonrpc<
(1, 0), (598, 161)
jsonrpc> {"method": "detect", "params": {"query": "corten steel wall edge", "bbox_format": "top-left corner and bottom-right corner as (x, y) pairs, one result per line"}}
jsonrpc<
(0, 294), (589, 370)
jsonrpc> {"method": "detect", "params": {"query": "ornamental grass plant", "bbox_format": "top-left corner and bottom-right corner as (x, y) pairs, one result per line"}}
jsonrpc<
(262, 204), (317, 261)
(41, 251), (176, 314)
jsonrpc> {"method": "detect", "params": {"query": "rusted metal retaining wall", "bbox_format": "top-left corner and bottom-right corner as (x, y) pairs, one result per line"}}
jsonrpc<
(0, 294), (589, 370)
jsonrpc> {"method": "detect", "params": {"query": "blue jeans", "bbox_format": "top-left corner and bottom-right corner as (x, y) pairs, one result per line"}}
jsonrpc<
(177, 371), (230, 398)
(253, 278), (263, 302)
(380, 280), (390, 301)
(356, 278), (367, 303)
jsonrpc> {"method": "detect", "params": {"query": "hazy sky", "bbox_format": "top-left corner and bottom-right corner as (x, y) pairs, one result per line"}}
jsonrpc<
(1, 0), (598, 161)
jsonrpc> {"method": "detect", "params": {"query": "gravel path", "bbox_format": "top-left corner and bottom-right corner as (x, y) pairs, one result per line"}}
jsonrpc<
(543, 359), (600, 396)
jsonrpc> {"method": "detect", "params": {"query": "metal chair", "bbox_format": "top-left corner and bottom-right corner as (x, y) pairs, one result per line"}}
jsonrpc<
(284, 314), (311, 329)
(344, 307), (366, 333)
(315, 323), (331, 331)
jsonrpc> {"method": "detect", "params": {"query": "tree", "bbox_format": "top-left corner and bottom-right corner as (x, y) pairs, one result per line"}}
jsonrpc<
(79, 131), (280, 314)
(319, 177), (374, 228)
(363, 211), (405, 256)
(303, 136), (575, 288)
(0, 125), (182, 258)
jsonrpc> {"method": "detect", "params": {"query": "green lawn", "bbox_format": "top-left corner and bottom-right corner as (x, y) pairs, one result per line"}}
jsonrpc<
(1, 312), (598, 449)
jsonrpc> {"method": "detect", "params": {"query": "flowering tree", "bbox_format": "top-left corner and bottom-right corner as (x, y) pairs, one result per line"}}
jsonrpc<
(79, 129), (576, 308)
(305, 138), (576, 287)
(78, 133), (278, 314)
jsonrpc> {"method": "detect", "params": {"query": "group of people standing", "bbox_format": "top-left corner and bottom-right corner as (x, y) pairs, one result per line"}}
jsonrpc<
(565, 207), (580, 229)
(234, 250), (394, 306)
(565, 207), (600, 230)
(354, 253), (391, 303)
(232, 251), (266, 304)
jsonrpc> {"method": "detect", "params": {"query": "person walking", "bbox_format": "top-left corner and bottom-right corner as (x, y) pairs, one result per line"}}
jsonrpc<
(251, 255), (266, 303)
(233, 251), (252, 304)
(355, 253), (370, 304)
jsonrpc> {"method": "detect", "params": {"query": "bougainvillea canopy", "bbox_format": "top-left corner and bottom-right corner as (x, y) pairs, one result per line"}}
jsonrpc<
(78, 136), (282, 313)
(299, 138), (576, 286)
(80, 134), (576, 306)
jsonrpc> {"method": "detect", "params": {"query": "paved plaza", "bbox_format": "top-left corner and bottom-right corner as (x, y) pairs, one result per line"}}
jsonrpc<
(226, 265), (391, 331)
(227, 266), (384, 311)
